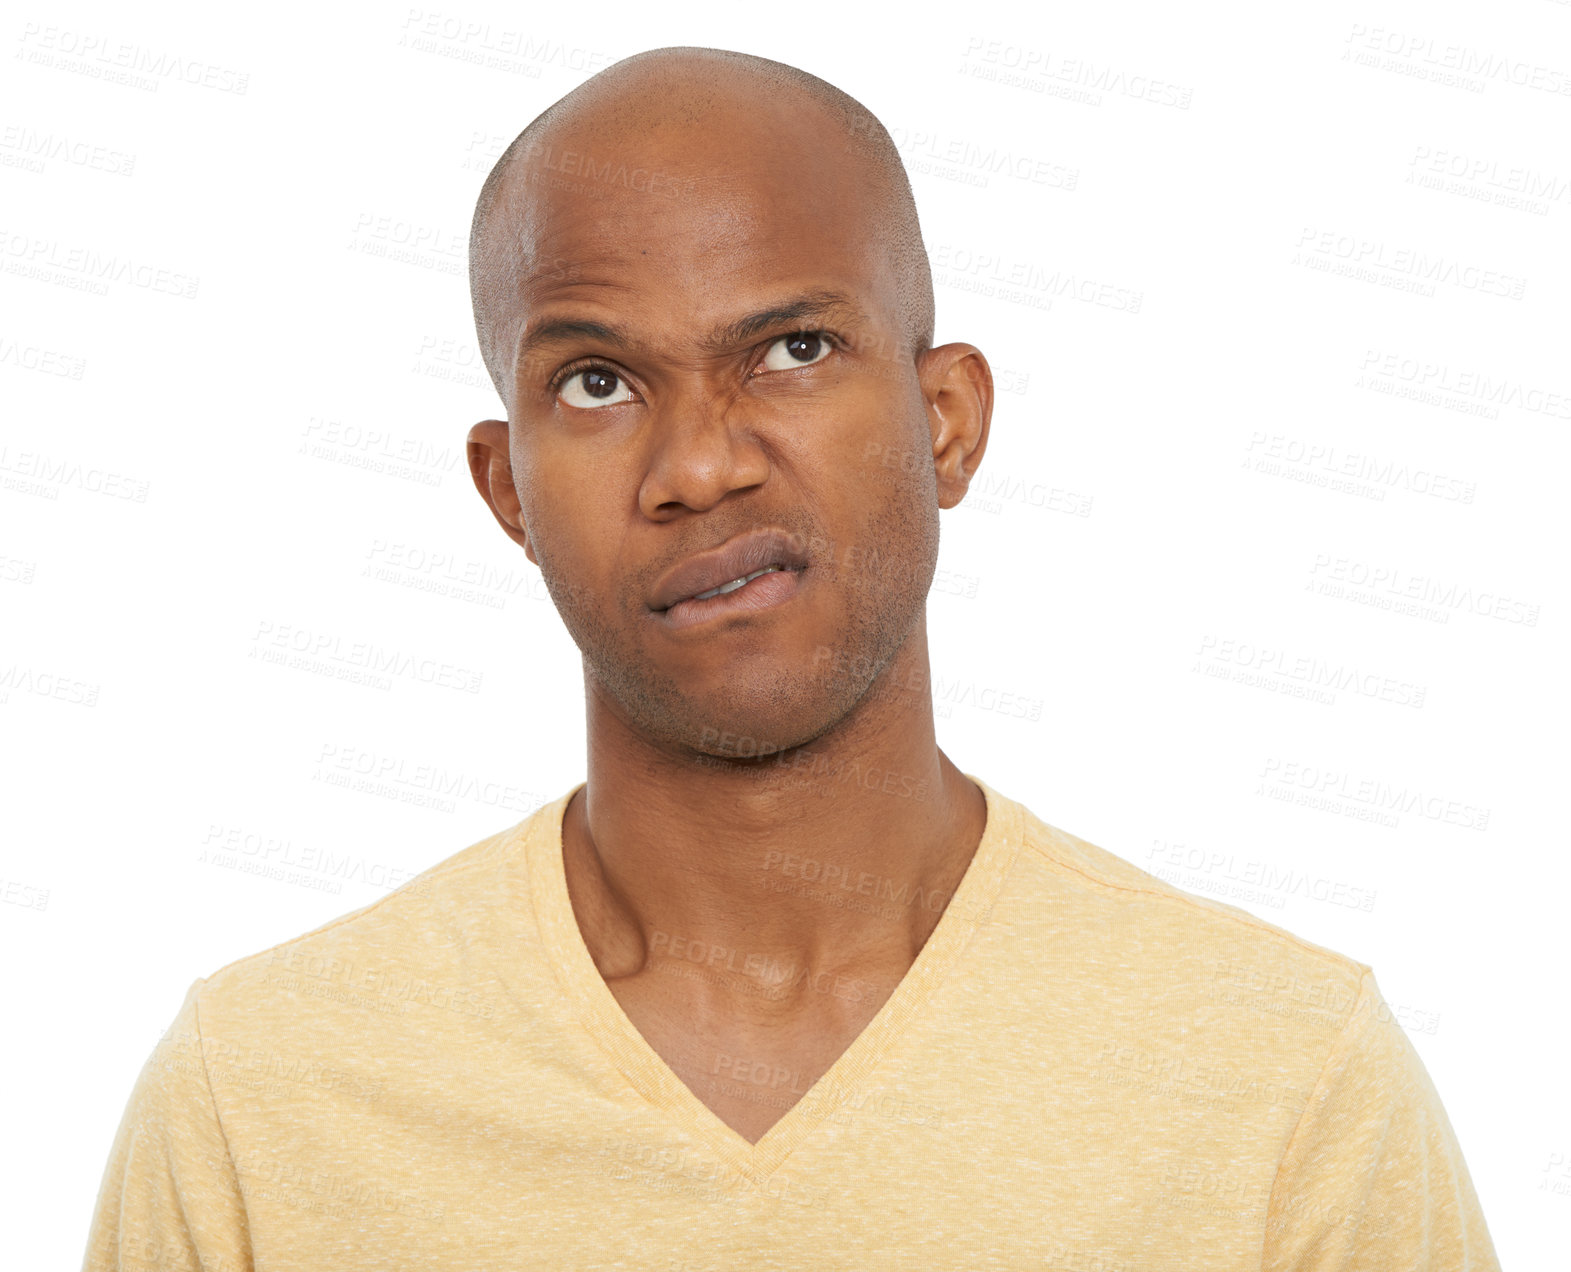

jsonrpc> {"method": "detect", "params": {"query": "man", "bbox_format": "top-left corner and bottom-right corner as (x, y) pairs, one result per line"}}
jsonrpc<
(84, 46), (1499, 1270)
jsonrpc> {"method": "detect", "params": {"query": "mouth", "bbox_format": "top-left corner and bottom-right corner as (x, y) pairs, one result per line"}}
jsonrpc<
(681, 564), (794, 604)
(655, 563), (808, 631)
(648, 527), (812, 618)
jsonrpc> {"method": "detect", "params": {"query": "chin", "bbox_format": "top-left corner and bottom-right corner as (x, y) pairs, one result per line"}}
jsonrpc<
(679, 705), (817, 764)
(662, 678), (855, 766)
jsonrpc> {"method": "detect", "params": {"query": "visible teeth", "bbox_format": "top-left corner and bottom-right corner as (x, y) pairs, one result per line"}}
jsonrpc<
(691, 565), (781, 602)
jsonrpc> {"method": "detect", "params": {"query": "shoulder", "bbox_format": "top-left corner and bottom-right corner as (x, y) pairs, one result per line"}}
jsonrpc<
(186, 788), (575, 1041)
(987, 782), (1371, 1032)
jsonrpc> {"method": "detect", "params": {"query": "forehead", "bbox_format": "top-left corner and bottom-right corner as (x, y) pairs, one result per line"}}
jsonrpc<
(488, 103), (899, 355)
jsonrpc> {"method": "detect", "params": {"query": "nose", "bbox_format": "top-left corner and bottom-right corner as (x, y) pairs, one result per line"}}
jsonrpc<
(636, 385), (772, 519)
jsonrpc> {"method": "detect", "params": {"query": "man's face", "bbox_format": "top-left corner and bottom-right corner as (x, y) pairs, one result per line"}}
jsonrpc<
(477, 105), (951, 761)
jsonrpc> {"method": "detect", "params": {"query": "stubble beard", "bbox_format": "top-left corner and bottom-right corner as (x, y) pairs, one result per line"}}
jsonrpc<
(539, 496), (938, 768)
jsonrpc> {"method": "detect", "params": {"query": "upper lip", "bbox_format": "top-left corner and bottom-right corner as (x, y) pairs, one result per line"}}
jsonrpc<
(649, 528), (809, 612)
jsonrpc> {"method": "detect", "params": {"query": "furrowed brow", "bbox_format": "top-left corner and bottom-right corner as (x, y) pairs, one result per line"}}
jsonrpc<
(513, 290), (870, 369)
(707, 291), (869, 349)
(516, 317), (628, 362)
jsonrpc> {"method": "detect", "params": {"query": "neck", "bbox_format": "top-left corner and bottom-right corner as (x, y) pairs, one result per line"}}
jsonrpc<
(560, 629), (989, 1013)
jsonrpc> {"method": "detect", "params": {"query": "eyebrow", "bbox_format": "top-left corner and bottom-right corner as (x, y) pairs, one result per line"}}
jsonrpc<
(514, 289), (870, 367)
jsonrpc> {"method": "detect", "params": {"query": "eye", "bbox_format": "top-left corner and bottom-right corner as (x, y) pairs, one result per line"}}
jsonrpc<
(556, 365), (635, 410)
(759, 330), (834, 373)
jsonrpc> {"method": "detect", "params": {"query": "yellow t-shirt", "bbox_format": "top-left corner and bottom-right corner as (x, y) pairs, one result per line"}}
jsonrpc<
(83, 776), (1500, 1270)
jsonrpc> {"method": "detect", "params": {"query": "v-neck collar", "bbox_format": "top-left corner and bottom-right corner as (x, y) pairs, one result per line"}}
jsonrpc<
(522, 772), (1022, 1182)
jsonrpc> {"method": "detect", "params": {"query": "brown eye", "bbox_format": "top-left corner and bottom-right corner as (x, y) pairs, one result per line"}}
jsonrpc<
(760, 331), (833, 372)
(558, 366), (633, 409)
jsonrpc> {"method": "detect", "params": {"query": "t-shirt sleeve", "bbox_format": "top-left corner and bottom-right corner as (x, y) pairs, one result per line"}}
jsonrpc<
(81, 980), (253, 1272)
(1261, 967), (1500, 1271)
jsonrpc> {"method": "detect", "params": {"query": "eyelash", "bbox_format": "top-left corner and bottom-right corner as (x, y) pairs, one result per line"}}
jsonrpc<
(546, 330), (842, 398)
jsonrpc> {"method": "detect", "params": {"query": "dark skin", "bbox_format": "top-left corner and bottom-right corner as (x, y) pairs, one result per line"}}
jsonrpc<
(466, 61), (993, 1143)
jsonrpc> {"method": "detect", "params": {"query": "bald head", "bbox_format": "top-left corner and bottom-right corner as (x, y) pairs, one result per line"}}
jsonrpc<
(467, 47), (934, 409)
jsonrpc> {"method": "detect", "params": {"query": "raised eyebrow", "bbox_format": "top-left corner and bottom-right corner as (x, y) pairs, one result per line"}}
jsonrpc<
(515, 290), (869, 368)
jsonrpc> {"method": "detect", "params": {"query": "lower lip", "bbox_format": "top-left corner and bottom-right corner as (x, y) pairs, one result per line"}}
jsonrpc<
(658, 568), (805, 631)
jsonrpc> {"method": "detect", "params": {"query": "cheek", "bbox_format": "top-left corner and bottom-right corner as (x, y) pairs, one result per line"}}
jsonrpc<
(523, 475), (627, 600)
(785, 379), (912, 488)
(528, 492), (586, 574)
(513, 442), (575, 548)
(836, 411), (935, 508)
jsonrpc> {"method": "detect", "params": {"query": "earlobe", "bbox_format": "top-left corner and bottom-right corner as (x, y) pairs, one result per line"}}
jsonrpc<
(465, 419), (534, 557)
(919, 344), (993, 509)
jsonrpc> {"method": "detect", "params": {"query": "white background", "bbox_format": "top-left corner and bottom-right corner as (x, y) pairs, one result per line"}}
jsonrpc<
(2, 0), (1566, 1265)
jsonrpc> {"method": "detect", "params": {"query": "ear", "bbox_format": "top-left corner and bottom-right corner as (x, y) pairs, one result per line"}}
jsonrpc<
(916, 343), (993, 510)
(466, 419), (537, 565)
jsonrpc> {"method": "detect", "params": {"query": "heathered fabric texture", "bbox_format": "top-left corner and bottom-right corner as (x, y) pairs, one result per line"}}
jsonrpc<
(84, 775), (1499, 1270)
